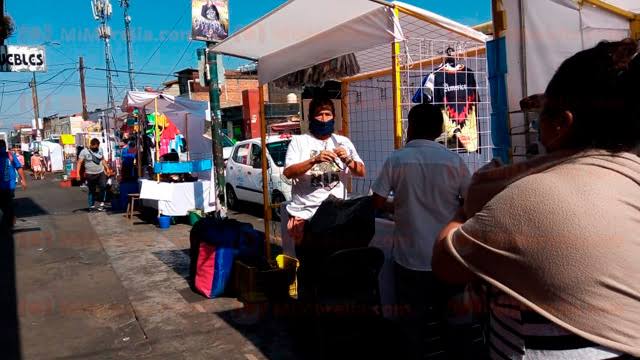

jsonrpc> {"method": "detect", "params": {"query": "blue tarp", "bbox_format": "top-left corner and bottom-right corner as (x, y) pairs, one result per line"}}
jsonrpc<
(154, 159), (212, 174)
(487, 37), (511, 164)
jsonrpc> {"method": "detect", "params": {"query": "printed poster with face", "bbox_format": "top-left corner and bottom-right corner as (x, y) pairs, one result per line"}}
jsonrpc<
(192, 0), (229, 42)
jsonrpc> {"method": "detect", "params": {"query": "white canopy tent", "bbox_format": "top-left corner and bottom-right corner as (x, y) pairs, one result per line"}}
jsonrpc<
(491, 0), (639, 160)
(121, 91), (212, 163)
(211, 0), (492, 252)
(212, 0), (488, 85)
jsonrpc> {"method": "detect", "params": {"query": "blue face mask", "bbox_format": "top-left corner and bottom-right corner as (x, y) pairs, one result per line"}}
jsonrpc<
(309, 118), (335, 138)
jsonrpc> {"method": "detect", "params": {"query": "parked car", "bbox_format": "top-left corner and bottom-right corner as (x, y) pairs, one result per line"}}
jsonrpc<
(225, 136), (292, 214)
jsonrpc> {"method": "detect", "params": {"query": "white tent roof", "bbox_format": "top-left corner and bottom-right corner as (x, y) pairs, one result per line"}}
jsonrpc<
(121, 91), (207, 115)
(212, 0), (488, 84)
(602, 0), (639, 13)
(121, 91), (212, 162)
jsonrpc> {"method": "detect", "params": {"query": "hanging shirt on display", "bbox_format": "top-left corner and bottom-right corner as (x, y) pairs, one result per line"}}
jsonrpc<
(412, 63), (480, 153)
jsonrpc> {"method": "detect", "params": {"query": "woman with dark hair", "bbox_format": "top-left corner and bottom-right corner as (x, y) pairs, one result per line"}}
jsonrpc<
(433, 39), (640, 359)
(283, 96), (366, 243)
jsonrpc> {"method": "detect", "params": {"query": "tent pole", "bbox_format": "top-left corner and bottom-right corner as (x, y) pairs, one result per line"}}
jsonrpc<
(155, 97), (160, 182)
(580, 0), (635, 20)
(341, 81), (352, 193)
(184, 113), (190, 161)
(368, 0), (395, 9)
(258, 84), (272, 262)
(391, 6), (403, 150)
(395, 3), (487, 43)
(632, 18), (640, 41)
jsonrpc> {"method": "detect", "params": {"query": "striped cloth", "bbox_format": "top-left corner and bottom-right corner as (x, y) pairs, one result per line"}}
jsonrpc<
(488, 289), (626, 360)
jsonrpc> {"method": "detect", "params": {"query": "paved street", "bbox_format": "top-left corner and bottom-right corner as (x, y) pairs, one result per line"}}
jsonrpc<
(7, 179), (300, 360)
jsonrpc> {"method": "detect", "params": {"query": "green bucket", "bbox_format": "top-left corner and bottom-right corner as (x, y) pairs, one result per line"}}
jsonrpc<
(188, 210), (203, 226)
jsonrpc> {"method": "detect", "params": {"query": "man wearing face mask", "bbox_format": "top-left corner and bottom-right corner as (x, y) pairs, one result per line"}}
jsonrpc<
(283, 96), (366, 245)
(76, 139), (112, 212)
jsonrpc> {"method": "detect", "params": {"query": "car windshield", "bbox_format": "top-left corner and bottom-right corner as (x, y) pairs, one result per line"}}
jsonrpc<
(266, 140), (290, 168)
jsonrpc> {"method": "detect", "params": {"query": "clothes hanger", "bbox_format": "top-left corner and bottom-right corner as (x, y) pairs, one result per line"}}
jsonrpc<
(444, 47), (456, 66)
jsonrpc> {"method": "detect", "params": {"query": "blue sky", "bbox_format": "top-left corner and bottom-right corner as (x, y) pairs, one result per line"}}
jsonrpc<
(0, 0), (490, 129)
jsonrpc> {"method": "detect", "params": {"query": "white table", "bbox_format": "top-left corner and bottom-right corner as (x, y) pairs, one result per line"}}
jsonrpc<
(139, 179), (217, 216)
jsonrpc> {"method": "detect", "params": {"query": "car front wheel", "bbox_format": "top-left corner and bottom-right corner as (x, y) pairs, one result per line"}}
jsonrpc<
(226, 184), (239, 211)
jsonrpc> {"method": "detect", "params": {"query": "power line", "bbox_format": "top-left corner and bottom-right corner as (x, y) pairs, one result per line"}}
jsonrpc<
(1, 71), (78, 118)
(87, 67), (179, 77)
(162, 39), (194, 83)
(137, 10), (187, 74)
(0, 83), (5, 112)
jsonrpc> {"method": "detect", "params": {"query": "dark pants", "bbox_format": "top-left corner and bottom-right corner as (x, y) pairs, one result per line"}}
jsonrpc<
(86, 172), (107, 207)
(394, 262), (443, 320)
(0, 190), (15, 228)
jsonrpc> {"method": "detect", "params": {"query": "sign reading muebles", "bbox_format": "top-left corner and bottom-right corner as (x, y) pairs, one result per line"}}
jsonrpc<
(0, 45), (46, 72)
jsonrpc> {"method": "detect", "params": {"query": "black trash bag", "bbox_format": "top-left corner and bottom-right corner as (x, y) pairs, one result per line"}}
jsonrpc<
(306, 195), (375, 258)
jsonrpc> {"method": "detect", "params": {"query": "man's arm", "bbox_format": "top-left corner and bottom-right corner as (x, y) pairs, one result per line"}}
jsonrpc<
(102, 159), (112, 176)
(345, 159), (366, 177)
(76, 157), (84, 179)
(431, 208), (475, 284)
(283, 152), (336, 179)
(17, 168), (26, 190)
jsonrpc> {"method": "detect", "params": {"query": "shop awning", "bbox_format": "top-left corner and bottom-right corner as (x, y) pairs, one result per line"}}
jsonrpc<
(213, 0), (401, 85)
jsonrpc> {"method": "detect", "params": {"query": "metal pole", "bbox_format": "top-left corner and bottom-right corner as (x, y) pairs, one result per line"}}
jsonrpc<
(206, 44), (226, 217)
(391, 7), (403, 149)
(259, 84), (271, 260)
(30, 72), (41, 141)
(79, 57), (89, 120)
(121, 0), (135, 90)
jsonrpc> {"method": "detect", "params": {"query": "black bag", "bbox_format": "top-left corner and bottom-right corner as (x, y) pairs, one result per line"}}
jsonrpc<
(306, 195), (375, 257)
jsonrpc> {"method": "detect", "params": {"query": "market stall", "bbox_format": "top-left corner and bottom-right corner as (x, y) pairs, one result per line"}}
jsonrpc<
(489, 0), (640, 161)
(212, 0), (493, 297)
(120, 91), (219, 216)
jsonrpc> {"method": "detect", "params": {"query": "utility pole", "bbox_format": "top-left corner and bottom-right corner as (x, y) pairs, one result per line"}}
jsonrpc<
(0, 0), (4, 46)
(79, 57), (89, 120)
(29, 73), (41, 140)
(120, 0), (135, 90)
(92, 0), (116, 161)
(202, 45), (226, 216)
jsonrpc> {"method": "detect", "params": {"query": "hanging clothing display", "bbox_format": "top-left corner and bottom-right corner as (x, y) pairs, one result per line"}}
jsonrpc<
(273, 53), (361, 88)
(412, 63), (480, 153)
(146, 112), (184, 159)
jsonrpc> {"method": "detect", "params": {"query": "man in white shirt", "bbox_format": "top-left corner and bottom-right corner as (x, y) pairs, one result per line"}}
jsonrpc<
(372, 103), (470, 317)
(284, 97), (365, 241)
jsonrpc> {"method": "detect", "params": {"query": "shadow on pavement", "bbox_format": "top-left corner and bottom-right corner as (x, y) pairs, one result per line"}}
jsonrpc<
(1, 215), (22, 359)
(215, 302), (408, 360)
(151, 249), (191, 281)
(13, 198), (48, 218)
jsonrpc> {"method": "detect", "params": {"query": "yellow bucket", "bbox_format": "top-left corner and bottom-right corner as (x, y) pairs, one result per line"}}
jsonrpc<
(276, 254), (299, 299)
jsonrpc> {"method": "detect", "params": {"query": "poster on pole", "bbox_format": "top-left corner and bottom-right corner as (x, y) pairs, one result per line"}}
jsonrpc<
(0, 45), (46, 72)
(191, 0), (229, 42)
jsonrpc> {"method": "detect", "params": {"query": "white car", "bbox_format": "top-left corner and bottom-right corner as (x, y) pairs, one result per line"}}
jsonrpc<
(225, 136), (292, 212)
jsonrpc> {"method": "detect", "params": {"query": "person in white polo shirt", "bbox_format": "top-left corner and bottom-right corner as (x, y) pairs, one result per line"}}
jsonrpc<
(372, 103), (470, 318)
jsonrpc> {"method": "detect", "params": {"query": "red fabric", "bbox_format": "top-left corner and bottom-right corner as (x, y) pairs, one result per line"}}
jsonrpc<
(161, 121), (180, 141)
(194, 242), (216, 296)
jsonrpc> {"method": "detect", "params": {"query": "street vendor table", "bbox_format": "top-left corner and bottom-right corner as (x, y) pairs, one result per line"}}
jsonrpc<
(139, 179), (216, 216)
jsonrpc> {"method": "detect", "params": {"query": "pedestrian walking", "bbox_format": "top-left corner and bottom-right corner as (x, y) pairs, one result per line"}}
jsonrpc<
(30, 152), (44, 180)
(0, 140), (27, 228)
(75, 139), (112, 212)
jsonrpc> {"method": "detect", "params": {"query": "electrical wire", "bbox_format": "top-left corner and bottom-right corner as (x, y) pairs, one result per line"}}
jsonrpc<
(162, 39), (194, 84)
(137, 11), (187, 74)
(87, 67), (178, 77)
(0, 83), (5, 112)
(1, 70), (78, 118)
